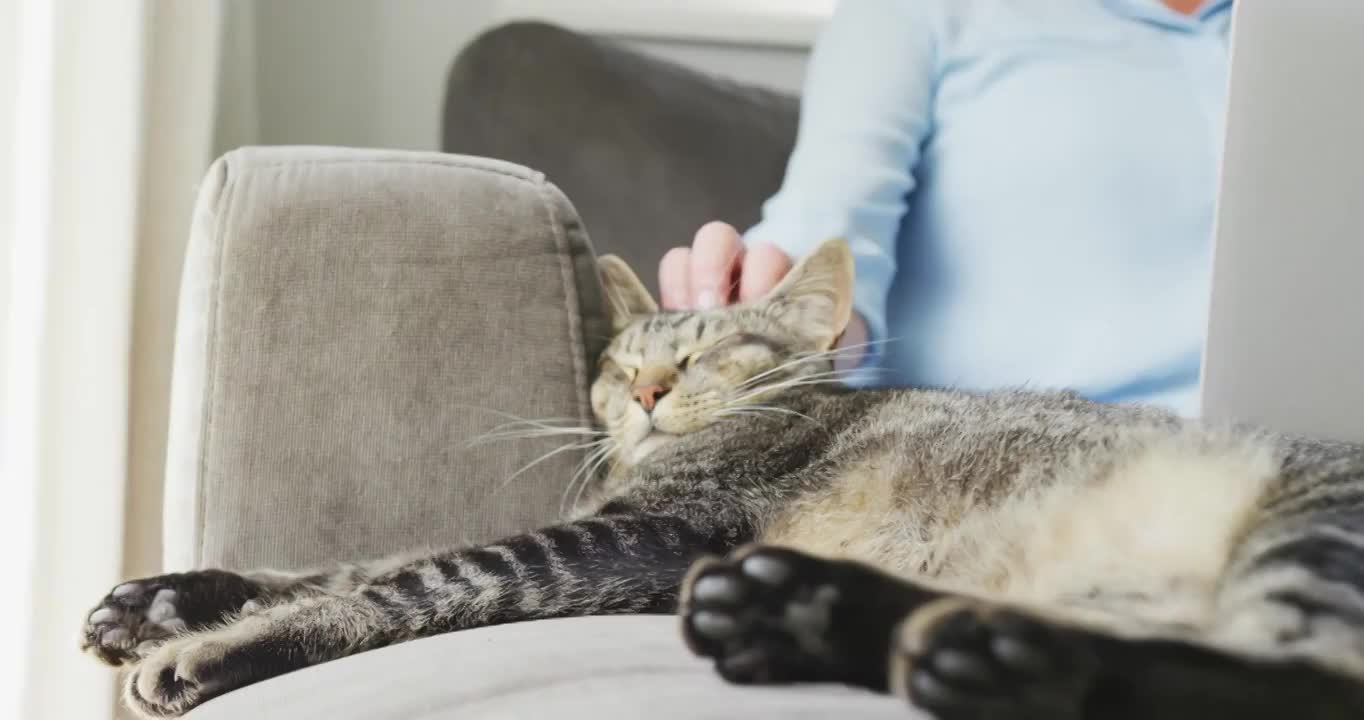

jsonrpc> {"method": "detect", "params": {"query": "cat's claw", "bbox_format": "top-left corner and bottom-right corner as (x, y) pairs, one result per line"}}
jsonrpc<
(681, 544), (928, 689)
(81, 570), (265, 667)
(893, 597), (1097, 720)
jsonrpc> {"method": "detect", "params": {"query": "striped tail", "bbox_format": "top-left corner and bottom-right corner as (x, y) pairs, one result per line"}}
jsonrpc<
(1211, 437), (1364, 679)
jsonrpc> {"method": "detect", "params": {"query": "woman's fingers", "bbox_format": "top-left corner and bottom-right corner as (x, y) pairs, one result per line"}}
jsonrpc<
(657, 223), (792, 310)
(689, 221), (745, 309)
(659, 246), (692, 311)
(739, 242), (793, 302)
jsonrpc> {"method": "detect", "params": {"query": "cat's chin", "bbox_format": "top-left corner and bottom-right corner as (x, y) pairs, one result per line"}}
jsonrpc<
(630, 432), (677, 463)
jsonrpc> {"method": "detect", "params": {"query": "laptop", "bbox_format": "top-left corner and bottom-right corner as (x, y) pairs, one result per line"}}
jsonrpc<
(1200, 0), (1364, 442)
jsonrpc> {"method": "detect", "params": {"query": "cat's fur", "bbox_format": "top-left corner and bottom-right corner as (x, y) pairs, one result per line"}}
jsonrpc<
(83, 239), (1364, 718)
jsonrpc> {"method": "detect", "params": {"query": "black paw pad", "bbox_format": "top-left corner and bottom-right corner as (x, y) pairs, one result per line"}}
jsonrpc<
(82, 581), (189, 666)
(681, 545), (919, 689)
(896, 599), (1094, 720)
(80, 570), (262, 667)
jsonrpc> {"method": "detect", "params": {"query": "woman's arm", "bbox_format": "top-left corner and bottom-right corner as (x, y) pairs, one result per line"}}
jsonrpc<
(743, 0), (942, 371)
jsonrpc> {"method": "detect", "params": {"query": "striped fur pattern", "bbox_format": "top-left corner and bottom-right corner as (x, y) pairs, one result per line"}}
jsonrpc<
(83, 240), (1364, 718)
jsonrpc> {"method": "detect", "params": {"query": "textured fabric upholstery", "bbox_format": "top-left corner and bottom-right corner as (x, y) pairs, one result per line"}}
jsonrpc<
(443, 22), (800, 297)
(163, 146), (610, 573)
(187, 616), (920, 719)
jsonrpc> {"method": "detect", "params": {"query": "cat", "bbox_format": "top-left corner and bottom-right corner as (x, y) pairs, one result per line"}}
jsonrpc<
(83, 238), (1364, 719)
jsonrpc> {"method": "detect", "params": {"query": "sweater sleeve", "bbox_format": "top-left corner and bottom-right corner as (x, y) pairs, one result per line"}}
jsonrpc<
(744, 0), (940, 379)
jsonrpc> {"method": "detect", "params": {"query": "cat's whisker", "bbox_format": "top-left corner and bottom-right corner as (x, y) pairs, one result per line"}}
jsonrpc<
(564, 441), (616, 516)
(498, 438), (611, 491)
(560, 455), (588, 516)
(559, 449), (595, 516)
(467, 422), (605, 449)
(736, 369), (855, 398)
(583, 445), (615, 496)
(479, 424), (602, 436)
(763, 363), (873, 382)
(736, 339), (897, 391)
(784, 367), (875, 382)
(469, 427), (604, 445)
(455, 405), (581, 427)
(729, 370), (866, 405)
(485, 418), (599, 433)
(485, 414), (580, 425)
(717, 404), (821, 426)
(736, 353), (832, 390)
(571, 437), (616, 500)
(455, 406), (606, 448)
(572, 440), (613, 487)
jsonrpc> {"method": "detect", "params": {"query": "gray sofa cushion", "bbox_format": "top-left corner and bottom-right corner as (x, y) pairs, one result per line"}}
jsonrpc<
(443, 22), (800, 297)
(186, 616), (920, 719)
(164, 146), (611, 573)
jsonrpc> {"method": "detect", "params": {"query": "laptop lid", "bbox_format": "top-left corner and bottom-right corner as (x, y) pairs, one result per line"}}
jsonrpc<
(1200, 0), (1364, 441)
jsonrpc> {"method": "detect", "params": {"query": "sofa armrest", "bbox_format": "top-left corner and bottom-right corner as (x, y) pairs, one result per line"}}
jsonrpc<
(164, 146), (609, 572)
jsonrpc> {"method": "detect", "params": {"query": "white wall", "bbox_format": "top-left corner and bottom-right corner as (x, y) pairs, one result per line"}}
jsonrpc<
(216, 0), (500, 154)
(123, 0), (225, 587)
(0, 0), (21, 711)
(215, 0), (814, 154)
(6, 0), (153, 716)
(0, 0), (14, 436)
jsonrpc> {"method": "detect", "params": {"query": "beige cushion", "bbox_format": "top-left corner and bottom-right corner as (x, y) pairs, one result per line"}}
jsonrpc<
(186, 616), (919, 719)
(164, 146), (610, 572)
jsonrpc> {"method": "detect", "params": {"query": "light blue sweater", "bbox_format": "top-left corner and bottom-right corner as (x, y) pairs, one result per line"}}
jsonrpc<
(744, 0), (1232, 416)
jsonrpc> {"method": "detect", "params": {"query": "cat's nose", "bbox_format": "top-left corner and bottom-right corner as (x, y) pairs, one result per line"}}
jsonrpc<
(631, 384), (670, 412)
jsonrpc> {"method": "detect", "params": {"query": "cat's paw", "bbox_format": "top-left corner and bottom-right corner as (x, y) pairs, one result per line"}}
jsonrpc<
(681, 544), (931, 689)
(893, 597), (1097, 720)
(81, 570), (264, 667)
(124, 614), (305, 718)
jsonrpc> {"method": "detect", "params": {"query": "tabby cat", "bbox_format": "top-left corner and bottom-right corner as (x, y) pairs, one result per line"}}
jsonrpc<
(84, 239), (1364, 719)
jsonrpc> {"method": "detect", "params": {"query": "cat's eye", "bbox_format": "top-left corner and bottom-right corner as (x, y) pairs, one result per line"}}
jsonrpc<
(679, 351), (703, 370)
(604, 358), (638, 381)
(607, 353), (642, 381)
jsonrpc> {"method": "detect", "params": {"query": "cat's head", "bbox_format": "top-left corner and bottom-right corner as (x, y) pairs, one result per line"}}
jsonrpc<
(591, 238), (854, 466)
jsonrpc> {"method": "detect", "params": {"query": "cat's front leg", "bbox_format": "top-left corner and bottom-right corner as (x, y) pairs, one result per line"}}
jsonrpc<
(123, 513), (734, 718)
(681, 544), (939, 690)
(122, 594), (381, 718)
(680, 546), (1093, 712)
(83, 553), (430, 668)
(891, 597), (1096, 720)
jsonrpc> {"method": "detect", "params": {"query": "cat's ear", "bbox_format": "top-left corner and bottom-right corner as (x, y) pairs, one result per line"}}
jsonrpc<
(761, 238), (854, 349)
(598, 254), (659, 333)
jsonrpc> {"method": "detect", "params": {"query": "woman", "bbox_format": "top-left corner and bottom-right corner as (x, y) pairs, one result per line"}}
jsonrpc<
(660, 0), (1231, 416)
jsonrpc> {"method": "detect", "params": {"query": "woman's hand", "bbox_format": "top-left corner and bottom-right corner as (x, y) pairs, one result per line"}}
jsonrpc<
(658, 221), (869, 369)
(658, 221), (791, 311)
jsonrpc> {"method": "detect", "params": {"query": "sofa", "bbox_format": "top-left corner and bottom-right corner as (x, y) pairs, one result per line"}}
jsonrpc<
(163, 25), (922, 715)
